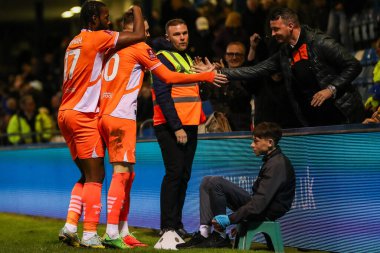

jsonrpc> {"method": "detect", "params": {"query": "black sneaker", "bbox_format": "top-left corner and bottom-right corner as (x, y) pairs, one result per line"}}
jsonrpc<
(158, 228), (174, 237)
(195, 231), (231, 248)
(176, 232), (207, 249)
(176, 228), (190, 239)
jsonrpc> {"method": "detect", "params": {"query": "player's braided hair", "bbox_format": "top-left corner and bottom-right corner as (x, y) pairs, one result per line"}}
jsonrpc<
(80, 0), (106, 28)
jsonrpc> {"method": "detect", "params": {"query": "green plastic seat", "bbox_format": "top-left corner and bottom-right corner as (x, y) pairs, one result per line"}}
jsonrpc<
(234, 221), (285, 252)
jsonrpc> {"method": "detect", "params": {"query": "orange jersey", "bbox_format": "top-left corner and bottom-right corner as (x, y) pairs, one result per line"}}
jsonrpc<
(99, 42), (162, 119)
(60, 29), (119, 113)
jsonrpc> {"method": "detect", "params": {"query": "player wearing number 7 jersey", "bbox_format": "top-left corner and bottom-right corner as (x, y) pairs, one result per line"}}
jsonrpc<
(97, 12), (227, 249)
(58, 1), (146, 249)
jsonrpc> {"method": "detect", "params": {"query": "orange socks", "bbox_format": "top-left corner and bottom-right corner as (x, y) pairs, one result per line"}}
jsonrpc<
(66, 183), (83, 226)
(82, 182), (102, 232)
(119, 172), (135, 222)
(107, 173), (130, 225)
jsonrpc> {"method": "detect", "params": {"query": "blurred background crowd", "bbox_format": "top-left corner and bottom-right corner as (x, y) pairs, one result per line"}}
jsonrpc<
(0, 0), (380, 146)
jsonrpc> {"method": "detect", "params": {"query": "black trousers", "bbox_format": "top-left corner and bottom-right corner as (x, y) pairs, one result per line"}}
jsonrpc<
(154, 124), (198, 230)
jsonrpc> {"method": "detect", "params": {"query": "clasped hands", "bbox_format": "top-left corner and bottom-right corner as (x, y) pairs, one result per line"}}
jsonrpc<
(192, 56), (334, 107)
(192, 57), (228, 87)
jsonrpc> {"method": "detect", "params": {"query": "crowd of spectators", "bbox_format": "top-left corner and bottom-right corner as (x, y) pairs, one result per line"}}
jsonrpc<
(0, 0), (379, 146)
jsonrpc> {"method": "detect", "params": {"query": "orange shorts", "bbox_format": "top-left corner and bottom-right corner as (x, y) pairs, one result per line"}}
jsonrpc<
(58, 110), (105, 160)
(98, 115), (137, 164)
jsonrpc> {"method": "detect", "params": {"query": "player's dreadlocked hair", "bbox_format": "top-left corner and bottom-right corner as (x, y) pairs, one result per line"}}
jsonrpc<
(80, 1), (106, 28)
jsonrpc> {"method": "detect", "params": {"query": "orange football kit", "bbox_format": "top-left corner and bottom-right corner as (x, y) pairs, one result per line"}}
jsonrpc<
(98, 42), (215, 235)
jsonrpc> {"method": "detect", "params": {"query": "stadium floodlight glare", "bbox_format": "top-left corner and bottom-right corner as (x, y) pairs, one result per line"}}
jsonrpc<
(61, 11), (74, 18)
(70, 6), (81, 14)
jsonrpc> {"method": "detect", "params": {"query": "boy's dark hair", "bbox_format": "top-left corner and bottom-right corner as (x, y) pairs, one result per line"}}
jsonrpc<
(165, 19), (187, 34)
(253, 122), (282, 146)
(269, 7), (299, 26)
(80, 1), (106, 28)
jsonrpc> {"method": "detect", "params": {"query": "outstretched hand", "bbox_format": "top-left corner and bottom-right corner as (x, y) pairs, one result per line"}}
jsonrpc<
(191, 57), (215, 73)
(213, 72), (228, 87)
(213, 59), (225, 69)
(193, 57), (228, 87)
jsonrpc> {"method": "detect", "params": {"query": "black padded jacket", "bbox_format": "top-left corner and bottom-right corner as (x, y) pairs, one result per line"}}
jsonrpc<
(229, 147), (296, 224)
(220, 26), (365, 126)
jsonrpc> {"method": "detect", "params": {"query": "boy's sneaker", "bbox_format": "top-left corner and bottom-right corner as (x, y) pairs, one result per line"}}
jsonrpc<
(176, 232), (207, 249)
(123, 233), (148, 248)
(58, 227), (80, 247)
(194, 231), (231, 248)
(80, 234), (105, 249)
(103, 234), (131, 249)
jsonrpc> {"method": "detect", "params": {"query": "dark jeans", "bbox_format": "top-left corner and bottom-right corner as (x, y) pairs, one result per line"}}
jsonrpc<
(200, 176), (265, 225)
(155, 124), (198, 230)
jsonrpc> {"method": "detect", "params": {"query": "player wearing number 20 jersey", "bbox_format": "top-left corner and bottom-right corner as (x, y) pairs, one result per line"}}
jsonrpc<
(98, 42), (215, 163)
(97, 39), (216, 248)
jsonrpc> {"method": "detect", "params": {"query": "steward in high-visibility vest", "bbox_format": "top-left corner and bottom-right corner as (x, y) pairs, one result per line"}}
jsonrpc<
(152, 50), (206, 127)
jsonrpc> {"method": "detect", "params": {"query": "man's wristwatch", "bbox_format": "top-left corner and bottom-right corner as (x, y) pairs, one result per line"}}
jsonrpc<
(327, 85), (337, 99)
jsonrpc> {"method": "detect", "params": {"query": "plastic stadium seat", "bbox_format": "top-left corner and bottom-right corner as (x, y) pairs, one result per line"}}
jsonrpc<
(234, 221), (285, 253)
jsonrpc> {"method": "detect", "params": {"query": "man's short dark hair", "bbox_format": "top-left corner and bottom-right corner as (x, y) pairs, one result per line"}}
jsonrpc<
(253, 122), (282, 146)
(269, 7), (299, 26)
(122, 11), (134, 27)
(122, 11), (146, 28)
(80, 0), (106, 28)
(165, 19), (187, 34)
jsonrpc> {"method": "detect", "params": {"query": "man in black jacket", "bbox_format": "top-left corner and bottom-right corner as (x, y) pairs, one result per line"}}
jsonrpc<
(176, 122), (296, 249)
(195, 7), (365, 127)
